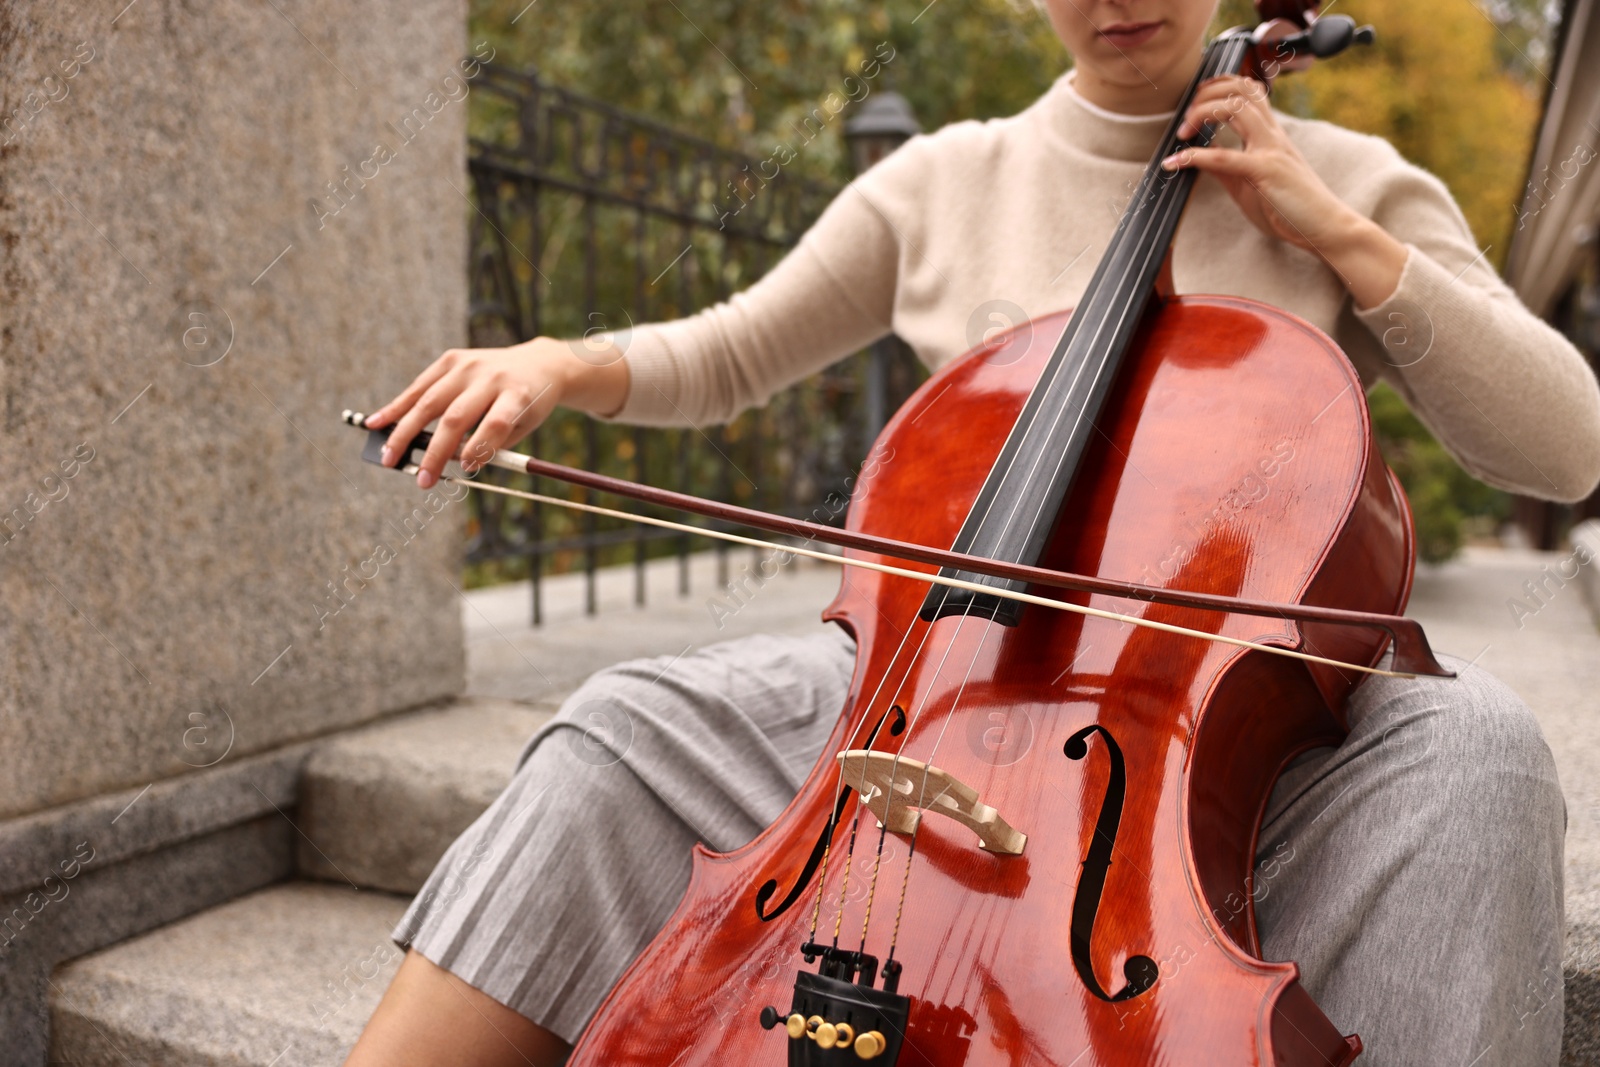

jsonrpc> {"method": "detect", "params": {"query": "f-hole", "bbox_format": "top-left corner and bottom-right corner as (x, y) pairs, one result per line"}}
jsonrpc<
(1064, 724), (1159, 1003)
(754, 704), (906, 922)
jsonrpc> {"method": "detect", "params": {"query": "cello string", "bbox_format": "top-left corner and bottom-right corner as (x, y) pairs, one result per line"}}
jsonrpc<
(826, 547), (995, 952)
(857, 143), (1198, 966)
(864, 75), (1222, 921)
(852, 153), (1205, 938)
(862, 30), (1255, 981)
(1000, 36), (1251, 601)
(829, 499), (1001, 947)
(851, 585), (985, 954)
(935, 35), (1231, 607)
(875, 579), (1017, 967)
(809, 569), (934, 945)
(854, 33), (1223, 811)
(896, 54), (1219, 794)
(815, 467), (994, 946)
(951, 35), (1236, 609)
(872, 36), (1254, 965)
(890, 36), (1246, 808)
(811, 537), (961, 944)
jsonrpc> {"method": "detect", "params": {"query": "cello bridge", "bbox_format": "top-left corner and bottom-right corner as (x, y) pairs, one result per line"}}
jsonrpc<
(835, 750), (1027, 856)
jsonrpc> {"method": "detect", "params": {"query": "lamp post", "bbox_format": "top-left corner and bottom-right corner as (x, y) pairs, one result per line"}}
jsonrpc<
(844, 91), (921, 174)
(844, 92), (921, 446)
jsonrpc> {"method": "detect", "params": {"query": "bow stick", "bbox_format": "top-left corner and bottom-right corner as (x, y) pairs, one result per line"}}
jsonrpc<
(343, 411), (1452, 679)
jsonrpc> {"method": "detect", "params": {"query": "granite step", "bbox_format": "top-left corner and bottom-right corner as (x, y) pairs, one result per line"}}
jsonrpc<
(47, 552), (851, 1067)
(49, 883), (407, 1067)
(295, 698), (552, 894)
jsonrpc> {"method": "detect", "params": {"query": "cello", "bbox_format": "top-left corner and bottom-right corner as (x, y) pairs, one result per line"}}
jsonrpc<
(354, 3), (1446, 1061)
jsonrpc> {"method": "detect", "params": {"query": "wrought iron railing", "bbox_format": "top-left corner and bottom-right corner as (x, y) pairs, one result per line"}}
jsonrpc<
(463, 62), (915, 621)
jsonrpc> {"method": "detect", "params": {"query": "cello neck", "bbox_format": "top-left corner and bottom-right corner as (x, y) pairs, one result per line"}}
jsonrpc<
(922, 31), (1256, 625)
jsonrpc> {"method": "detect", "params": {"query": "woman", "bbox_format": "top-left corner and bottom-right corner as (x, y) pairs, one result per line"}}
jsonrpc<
(351, 0), (1600, 1063)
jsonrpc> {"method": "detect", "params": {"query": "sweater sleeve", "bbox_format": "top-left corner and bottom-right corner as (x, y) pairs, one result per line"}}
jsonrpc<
(1335, 148), (1600, 502)
(604, 160), (912, 427)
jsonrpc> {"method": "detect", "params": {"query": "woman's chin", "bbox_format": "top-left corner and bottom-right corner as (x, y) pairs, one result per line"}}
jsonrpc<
(1085, 42), (1184, 87)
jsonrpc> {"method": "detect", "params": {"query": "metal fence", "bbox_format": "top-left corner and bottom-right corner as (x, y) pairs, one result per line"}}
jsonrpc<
(462, 62), (914, 622)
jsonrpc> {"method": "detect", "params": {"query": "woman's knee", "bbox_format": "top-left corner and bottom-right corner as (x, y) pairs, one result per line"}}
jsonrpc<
(1356, 655), (1555, 771)
(545, 628), (857, 752)
(1355, 656), (1561, 824)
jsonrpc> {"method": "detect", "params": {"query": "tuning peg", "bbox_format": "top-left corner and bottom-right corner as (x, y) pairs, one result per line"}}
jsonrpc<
(1264, 14), (1375, 63)
(1307, 15), (1355, 57)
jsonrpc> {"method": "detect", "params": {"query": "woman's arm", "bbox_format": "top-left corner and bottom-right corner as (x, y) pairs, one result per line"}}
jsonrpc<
(1167, 75), (1600, 502)
(1336, 169), (1600, 503)
(368, 168), (907, 489)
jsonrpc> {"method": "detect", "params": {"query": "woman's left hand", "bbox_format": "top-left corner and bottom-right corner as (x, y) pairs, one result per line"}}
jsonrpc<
(1162, 74), (1407, 309)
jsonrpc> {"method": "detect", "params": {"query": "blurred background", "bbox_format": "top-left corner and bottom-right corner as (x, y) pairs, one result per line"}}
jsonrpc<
(460, 0), (1589, 597)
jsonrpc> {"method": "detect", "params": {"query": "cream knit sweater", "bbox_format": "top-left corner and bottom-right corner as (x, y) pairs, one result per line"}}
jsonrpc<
(611, 71), (1600, 502)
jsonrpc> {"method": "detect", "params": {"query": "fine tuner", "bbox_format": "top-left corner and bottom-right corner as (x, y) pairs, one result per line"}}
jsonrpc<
(759, 1007), (888, 1060)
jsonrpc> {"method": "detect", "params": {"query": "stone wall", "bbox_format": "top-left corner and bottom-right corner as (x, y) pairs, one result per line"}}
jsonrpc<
(0, 0), (470, 819)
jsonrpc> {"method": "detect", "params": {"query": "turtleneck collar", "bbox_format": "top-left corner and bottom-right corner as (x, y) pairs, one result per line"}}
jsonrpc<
(1036, 69), (1174, 164)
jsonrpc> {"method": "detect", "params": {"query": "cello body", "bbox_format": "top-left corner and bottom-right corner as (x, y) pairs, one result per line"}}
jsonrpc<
(568, 293), (1413, 1065)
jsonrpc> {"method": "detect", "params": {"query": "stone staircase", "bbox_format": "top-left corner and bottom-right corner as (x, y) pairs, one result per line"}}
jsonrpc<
(44, 549), (843, 1066)
(44, 530), (1600, 1066)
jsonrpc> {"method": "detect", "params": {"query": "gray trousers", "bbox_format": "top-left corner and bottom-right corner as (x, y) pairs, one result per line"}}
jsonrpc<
(394, 626), (1566, 1064)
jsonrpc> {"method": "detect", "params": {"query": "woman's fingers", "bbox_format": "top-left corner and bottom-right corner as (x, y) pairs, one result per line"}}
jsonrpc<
(1180, 75), (1268, 119)
(369, 338), (587, 486)
(1177, 76), (1272, 141)
(1166, 76), (1287, 181)
(381, 362), (476, 471)
(1164, 76), (1357, 259)
(1161, 144), (1257, 178)
(366, 349), (463, 430)
(1164, 141), (1260, 189)
(416, 383), (498, 488)
(459, 383), (555, 473)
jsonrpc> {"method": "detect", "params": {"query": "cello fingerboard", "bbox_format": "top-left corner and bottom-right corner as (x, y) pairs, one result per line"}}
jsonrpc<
(921, 32), (1253, 625)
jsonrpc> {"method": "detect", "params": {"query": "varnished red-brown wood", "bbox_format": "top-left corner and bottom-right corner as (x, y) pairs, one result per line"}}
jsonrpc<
(570, 296), (1410, 1066)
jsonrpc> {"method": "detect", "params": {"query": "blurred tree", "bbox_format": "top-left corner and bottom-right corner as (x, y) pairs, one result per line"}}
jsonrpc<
(469, 0), (1067, 179)
(469, 0), (1555, 563)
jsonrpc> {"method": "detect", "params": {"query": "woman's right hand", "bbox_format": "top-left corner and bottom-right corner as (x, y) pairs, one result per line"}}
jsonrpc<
(364, 336), (630, 489)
